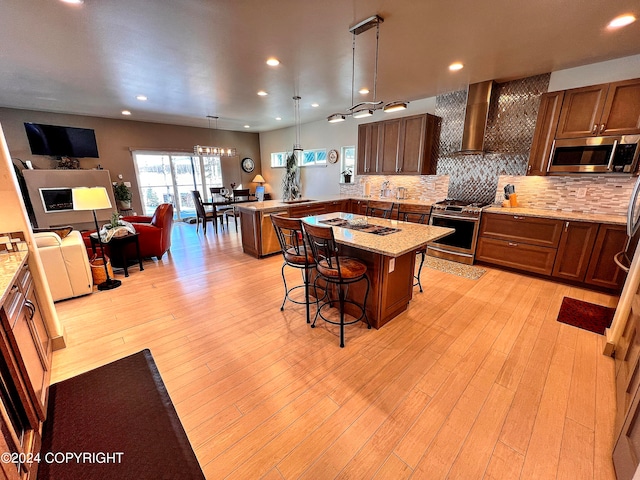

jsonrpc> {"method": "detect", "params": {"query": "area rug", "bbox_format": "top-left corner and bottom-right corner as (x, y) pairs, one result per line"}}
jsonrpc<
(556, 297), (616, 335)
(423, 256), (486, 280)
(38, 349), (205, 480)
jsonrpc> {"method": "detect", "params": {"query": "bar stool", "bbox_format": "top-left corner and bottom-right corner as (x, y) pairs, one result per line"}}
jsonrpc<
(397, 203), (431, 293)
(303, 222), (370, 348)
(366, 200), (395, 219)
(271, 215), (315, 324)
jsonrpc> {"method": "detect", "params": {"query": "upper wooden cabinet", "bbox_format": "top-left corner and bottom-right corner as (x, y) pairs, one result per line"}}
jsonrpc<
(356, 113), (440, 175)
(555, 78), (640, 139)
(527, 91), (564, 175)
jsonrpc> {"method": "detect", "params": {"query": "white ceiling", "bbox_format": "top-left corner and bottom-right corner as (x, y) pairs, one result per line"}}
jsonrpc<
(0, 0), (639, 133)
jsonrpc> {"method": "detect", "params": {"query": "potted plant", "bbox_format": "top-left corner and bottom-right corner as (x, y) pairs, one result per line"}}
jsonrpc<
(113, 182), (132, 210)
(341, 167), (353, 184)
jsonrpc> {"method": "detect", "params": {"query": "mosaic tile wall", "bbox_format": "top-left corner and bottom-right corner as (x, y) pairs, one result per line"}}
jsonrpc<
(495, 175), (637, 216)
(340, 175), (450, 202)
(436, 74), (550, 204)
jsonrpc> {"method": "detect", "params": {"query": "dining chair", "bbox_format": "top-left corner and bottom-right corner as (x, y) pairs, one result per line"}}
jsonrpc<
(366, 200), (395, 219)
(224, 188), (251, 232)
(191, 190), (218, 235)
(303, 222), (370, 347)
(271, 215), (316, 324)
(397, 203), (431, 293)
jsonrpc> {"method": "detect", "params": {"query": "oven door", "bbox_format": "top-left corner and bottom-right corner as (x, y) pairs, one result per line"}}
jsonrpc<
(429, 213), (479, 254)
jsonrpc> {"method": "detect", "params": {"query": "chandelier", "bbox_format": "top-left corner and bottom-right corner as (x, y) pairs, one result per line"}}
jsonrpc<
(327, 15), (408, 123)
(194, 116), (237, 156)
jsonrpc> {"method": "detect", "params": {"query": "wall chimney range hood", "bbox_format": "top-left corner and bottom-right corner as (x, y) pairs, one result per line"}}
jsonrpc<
(458, 80), (494, 154)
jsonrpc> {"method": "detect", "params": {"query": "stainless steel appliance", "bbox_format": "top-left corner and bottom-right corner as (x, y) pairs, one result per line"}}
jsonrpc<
(427, 200), (488, 265)
(548, 135), (640, 174)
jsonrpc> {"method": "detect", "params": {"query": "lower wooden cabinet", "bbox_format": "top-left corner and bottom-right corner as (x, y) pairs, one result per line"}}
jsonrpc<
(477, 212), (628, 291)
(552, 221), (598, 282)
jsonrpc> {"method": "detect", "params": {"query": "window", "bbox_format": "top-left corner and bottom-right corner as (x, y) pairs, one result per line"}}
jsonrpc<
(341, 146), (356, 183)
(132, 151), (223, 221)
(271, 149), (327, 168)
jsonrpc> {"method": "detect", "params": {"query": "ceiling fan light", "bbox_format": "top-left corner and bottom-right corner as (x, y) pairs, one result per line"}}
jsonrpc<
(383, 101), (408, 113)
(353, 109), (373, 118)
(327, 113), (346, 123)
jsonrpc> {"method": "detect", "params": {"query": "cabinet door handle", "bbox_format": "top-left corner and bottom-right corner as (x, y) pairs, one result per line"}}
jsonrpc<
(565, 221), (569, 232)
(508, 242), (518, 247)
(599, 123), (606, 134)
(24, 300), (35, 320)
(527, 164), (532, 173)
(591, 124), (598, 134)
(513, 215), (522, 220)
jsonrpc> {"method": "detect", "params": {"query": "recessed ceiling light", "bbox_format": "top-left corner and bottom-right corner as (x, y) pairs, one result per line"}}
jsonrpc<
(244, 125), (251, 129)
(266, 58), (280, 66)
(359, 88), (370, 95)
(275, 117), (282, 121)
(60, 0), (84, 4)
(608, 14), (636, 28)
(257, 91), (268, 96)
(449, 62), (464, 71)
(136, 95), (148, 101)
(311, 103), (319, 108)
(121, 110), (131, 116)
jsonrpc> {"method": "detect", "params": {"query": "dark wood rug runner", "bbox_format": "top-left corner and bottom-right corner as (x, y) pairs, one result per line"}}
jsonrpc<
(38, 349), (204, 480)
(556, 297), (616, 335)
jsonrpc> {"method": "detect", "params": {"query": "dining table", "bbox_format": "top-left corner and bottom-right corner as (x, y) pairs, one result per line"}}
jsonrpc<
(302, 212), (454, 329)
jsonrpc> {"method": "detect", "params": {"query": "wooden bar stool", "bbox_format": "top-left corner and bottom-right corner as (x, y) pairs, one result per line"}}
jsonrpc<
(271, 215), (315, 324)
(366, 200), (395, 219)
(397, 203), (431, 292)
(303, 222), (370, 347)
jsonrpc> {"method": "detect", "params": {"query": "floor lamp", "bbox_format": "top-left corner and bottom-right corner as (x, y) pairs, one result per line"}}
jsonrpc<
(72, 186), (121, 291)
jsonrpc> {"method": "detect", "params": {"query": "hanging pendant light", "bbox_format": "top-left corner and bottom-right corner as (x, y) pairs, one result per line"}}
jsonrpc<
(327, 14), (408, 123)
(194, 116), (237, 156)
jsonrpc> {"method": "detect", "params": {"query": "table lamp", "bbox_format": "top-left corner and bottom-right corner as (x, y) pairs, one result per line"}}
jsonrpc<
(72, 187), (121, 290)
(252, 174), (266, 201)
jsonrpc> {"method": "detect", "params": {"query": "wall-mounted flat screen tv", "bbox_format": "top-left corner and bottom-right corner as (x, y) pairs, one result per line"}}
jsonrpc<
(24, 123), (99, 158)
(39, 188), (74, 213)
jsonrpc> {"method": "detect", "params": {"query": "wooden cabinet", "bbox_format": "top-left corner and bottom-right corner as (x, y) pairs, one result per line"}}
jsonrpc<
(288, 202), (327, 218)
(356, 113), (440, 175)
(477, 212), (628, 291)
(0, 259), (52, 479)
(552, 220), (598, 282)
(239, 209), (260, 257)
(556, 78), (640, 139)
(349, 199), (368, 215)
(324, 200), (347, 213)
(584, 223), (628, 290)
(527, 91), (564, 175)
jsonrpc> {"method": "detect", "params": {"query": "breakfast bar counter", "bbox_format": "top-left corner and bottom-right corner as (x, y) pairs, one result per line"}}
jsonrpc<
(303, 212), (453, 329)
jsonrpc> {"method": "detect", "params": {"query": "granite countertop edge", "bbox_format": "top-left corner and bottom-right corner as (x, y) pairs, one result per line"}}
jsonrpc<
(484, 206), (626, 225)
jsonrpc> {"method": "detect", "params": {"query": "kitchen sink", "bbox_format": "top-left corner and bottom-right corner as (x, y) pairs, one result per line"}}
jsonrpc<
(282, 199), (315, 204)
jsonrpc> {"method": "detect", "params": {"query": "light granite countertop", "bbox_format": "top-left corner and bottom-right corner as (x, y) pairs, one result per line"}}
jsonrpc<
(302, 212), (454, 257)
(0, 252), (28, 305)
(235, 195), (436, 214)
(484, 206), (627, 226)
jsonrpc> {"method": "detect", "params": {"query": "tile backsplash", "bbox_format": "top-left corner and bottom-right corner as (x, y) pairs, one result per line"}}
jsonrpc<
(340, 175), (449, 202)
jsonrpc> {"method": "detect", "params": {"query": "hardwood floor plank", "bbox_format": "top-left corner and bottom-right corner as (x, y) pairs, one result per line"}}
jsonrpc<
(46, 223), (619, 480)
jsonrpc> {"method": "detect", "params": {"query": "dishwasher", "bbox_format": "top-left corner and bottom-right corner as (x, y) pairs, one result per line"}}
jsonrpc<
(261, 210), (289, 256)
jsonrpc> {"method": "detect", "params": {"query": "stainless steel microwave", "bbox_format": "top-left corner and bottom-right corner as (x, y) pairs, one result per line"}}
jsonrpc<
(548, 135), (640, 174)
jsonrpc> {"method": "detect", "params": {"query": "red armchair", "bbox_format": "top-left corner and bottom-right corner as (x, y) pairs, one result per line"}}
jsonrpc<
(120, 203), (174, 259)
(83, 204), (174, 261)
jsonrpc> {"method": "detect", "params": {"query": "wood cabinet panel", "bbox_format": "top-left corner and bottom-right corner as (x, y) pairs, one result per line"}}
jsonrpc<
(552, 221), (598, 282)
(585, 223), (628, 290)
(357, 123), (379, 174)
(239, 210), (260, 258)
(600, 78), (640, 136)
(556, 84), (608, 138)
(349, 199), (367, 215)
(475, 237), (557, 275)
(379, 119), (401, 174)
(527, 91), (564, 176)
(479, 213), (563, 248)
(288, 203), (327, 218)
(398, 114), (426, 174)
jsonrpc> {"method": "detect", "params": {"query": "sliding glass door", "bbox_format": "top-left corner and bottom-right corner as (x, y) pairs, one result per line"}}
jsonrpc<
(132, 151), (223, 221)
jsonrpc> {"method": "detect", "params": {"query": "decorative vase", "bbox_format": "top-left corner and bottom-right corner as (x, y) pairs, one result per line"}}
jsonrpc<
(343, 174), (352, 184)
(117, 200), (131, 210)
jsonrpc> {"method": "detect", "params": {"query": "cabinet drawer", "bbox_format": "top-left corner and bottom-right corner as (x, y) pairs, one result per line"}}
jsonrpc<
(480, 213), (563, 248)
(288, 204), (327, 218)
(476, 237), (557, 275)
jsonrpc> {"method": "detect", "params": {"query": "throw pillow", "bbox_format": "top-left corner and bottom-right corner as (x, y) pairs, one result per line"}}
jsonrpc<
(34, 226), (73, 239)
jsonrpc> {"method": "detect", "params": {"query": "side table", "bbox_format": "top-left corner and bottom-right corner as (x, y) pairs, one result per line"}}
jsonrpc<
(90, 232), (144, 277)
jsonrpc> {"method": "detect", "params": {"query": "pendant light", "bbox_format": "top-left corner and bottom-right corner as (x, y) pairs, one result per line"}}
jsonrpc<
(327, 14), (408, 123)
(194, 116), (237, 157)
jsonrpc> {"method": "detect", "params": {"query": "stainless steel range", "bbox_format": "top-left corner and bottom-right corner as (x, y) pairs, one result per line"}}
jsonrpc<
(428, 199), (489, 265)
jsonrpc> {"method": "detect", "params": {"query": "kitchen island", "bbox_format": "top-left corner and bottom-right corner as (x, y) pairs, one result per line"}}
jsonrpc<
(303, 212), (453, 329)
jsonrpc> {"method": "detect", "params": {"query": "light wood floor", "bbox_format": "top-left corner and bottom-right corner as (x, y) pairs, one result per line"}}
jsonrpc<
(52, 222), (618, 479)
